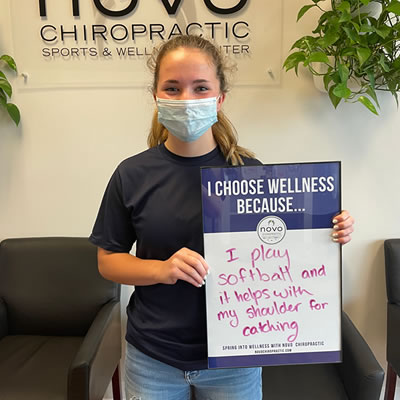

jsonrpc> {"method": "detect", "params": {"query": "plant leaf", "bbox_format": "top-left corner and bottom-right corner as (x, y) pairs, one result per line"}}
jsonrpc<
(366, 86), (380, 108)
(283, 51), (306, 72)
(379, 54), (390, 72)
(297, 5), (315, 21)
(360, 0), (371, 5)
(290, 38), (306, 50)
(0, 71), (6, 80)
(0, 78), (12, 97)
(350, 21), (360, 32)
(387, 1), (400, 16)
(0, 90), (6, 106)
(357, 47), (372, 66)
(338, 1), (351, 14)
(307, 52), (330, 64)
(367, 70), (375, 87)
(323, 74), (332, 91)
(341, 47), (356, 56)
(6, 103), (20, 126)
(338, 1), (351, 23)
(338, 63), (350, 82)
(290, 36), (316, 50)
(387, 78), (398, 92)
(333, 82), (352, 98)
(358, 96), (378, 115)
(393, 91), (399, 108)
(0, 55), (17, 72)
(331, 71), (341, 84)
(360, 24), (374, 32)
(375, 25), (391, 38)
(328, 85), (342, 108)
(339, 12), (352, 22)
(323, 28), (340, 47)
(343, 27), (359, 42)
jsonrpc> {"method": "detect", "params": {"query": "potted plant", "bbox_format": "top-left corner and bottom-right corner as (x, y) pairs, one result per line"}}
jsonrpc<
(0, 53), (20, 125)
(283, 0), (400, 115)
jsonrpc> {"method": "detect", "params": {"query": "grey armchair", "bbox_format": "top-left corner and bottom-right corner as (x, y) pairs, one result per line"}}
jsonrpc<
(384, 239), (400, 400)
(262, 311), (384, 399)
(0, 237), (121, 400)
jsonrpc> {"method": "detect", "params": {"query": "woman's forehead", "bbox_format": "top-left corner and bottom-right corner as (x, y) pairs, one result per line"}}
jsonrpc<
(159, 47), (216, 76)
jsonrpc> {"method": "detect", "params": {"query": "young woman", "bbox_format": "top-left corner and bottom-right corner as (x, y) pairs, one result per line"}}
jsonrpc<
(90, 35), (354, 400)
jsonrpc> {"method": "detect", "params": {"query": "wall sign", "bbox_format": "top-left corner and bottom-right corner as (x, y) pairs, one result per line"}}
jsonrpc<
(9, 0), (282, 88)
(201, 162), (342, 369)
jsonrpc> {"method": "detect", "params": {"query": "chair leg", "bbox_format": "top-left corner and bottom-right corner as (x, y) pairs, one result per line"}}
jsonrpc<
(112, 364), (121, 400)
(384, 363), (397, 400)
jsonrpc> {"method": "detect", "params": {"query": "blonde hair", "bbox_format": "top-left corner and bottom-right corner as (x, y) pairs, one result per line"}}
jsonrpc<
(147, 35), (255, 166)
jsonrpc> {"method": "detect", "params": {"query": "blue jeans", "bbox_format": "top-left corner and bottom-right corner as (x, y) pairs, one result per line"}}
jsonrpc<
(125, 343), (262, 400)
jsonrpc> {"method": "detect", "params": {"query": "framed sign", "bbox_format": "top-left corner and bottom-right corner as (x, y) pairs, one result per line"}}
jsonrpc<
(9, 0), (282, 88)
(201, 162), (342, 369)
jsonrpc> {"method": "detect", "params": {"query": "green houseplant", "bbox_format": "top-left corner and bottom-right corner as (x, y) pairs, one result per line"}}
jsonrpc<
(283, 0), (400, 115)
(0, 54), (20, 125)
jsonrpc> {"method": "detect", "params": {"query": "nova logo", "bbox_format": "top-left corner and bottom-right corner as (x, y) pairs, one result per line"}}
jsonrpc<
(38, 0), (248, 17)
(257, 216), (287, 245)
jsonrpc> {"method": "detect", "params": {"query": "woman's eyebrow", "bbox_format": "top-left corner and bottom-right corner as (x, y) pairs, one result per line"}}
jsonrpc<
(163, 79), (210, 84)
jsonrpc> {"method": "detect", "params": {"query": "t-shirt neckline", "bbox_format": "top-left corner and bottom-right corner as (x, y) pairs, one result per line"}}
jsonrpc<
(158, 143), (222, 166)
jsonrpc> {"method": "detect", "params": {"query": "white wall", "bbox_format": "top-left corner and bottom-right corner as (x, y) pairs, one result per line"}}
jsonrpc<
(1, 1), (399, 399)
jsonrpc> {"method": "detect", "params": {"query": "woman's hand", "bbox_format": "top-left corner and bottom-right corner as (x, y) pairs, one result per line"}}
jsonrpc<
(332, 210), (354, 244)
(160, 247), (210, 288)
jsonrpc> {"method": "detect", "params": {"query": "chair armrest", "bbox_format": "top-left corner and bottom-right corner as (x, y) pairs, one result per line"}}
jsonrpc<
(67, 300), (121, 400)
(337, 312), (384, 400)
(0, 297), (8, 339)
(387, 303), (400, 373)
(384, 239), (400, 304)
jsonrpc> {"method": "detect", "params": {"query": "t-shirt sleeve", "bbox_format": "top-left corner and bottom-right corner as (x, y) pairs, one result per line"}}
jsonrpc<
(89, 167), (136, 253)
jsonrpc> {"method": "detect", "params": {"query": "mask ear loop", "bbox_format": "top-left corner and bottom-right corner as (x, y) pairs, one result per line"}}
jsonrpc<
(216, 94), (225, 111)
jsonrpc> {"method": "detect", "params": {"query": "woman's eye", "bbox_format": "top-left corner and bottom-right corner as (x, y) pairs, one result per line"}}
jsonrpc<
(196, 86), (209, 92)
(165, 87), (179, 92)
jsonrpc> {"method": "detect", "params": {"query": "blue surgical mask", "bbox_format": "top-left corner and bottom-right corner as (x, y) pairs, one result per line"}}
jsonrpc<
(156, 97), (218, 142)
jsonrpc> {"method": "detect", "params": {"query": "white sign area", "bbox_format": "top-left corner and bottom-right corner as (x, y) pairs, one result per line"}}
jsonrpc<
(205, 229), (341, 363)
(9, 0), (282, 88)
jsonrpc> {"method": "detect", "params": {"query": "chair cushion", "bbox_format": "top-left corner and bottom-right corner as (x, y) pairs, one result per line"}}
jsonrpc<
(262, 363), (349, 400)
(0, 335), (83, 400)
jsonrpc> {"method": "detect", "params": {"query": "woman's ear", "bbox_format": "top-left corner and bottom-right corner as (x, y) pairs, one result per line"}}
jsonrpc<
(217, 93), (226, 111)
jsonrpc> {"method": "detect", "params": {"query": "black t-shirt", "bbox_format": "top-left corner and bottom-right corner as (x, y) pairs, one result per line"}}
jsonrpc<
(90, 143), (261, 370)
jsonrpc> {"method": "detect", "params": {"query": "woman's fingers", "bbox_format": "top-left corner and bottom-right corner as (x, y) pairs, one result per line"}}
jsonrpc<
(332, 210), (355, 244)
(164, 247), (210, 287)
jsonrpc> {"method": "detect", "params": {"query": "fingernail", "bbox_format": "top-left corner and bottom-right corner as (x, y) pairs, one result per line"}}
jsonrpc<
(202, 280), (205, 285)
(332, 219), (338, 224)
(333, 225), (339, 230)
(332, 238), (339, 242)
(332, 233), (339, 238)
(207, 269), (211, 275)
